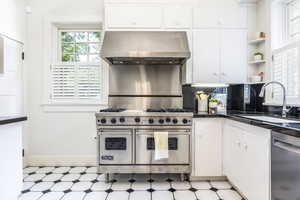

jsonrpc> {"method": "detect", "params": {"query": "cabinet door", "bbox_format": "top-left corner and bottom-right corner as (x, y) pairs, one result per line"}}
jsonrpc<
(219, 0), (247, 29)
(193, 119), (223, 177)
(243, 128), (271, 200)
(192, 30), (220, 83)
(193, 1), (220, 28)
(105, 6), (162, 29)
(163, 7), (192, 29)
(220, 30), (247, 84)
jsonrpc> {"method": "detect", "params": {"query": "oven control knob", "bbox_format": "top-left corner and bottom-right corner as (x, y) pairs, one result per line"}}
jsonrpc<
(135, 117), (141, 123)
(111, 118), (117, 124)
(100, 118), (106, 124)
(149, 119), (154, 124)
(119, 117), (125, 123)
(159, 119), (164, 124)
(172, 119), (178, 124)
(166, 117), (171, 123)
(182, 119), (188, 124)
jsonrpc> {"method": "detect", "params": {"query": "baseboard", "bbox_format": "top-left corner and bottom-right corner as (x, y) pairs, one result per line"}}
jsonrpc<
(189, 176), (227, 181)
(26, 155), (98, 167)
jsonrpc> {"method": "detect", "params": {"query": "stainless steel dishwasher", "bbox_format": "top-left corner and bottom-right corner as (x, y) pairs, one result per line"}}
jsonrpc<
(272, 131), (300, 200)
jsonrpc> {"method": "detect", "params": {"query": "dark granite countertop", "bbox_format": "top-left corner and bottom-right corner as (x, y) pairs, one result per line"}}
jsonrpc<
(194, 110), (300, 137)
(0, 115), (27, 126)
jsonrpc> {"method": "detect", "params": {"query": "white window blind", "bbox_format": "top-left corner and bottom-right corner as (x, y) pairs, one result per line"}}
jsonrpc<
(51, 63), (101, 103)
(289, 0), (300, 41)
(271, 43), (300, 104)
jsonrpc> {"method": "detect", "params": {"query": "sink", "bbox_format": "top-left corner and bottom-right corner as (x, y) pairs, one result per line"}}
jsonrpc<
(239, 115), (300, 123)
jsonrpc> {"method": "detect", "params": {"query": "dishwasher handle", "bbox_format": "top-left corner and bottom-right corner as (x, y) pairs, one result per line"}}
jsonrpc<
(273, 139), (300, 155)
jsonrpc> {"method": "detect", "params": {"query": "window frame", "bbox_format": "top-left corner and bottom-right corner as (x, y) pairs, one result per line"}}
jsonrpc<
(268, 0), (300, 106)
(42, 16), (108, 112)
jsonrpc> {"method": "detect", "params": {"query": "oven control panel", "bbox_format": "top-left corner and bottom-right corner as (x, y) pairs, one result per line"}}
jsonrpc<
(96, 116), (192, 126)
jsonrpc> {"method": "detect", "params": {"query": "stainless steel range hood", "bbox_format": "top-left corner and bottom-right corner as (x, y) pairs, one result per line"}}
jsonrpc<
(101, 31), (191, 65)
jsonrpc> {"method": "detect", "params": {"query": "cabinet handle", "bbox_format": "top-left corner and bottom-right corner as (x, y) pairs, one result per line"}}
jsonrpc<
(236, 141), (241, 147)
(213, 73), (218, 76)
(244, 144), (248, 150)
(221, 72), (226, 76)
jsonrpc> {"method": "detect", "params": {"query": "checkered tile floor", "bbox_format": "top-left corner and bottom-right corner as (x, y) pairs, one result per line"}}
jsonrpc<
(20, 166), (244, 200)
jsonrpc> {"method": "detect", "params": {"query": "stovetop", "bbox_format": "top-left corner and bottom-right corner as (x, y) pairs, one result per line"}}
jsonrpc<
(96, 108), (193, 126)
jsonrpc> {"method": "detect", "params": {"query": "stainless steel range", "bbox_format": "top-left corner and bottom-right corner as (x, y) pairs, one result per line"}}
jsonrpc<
(96, 31), (191, 181)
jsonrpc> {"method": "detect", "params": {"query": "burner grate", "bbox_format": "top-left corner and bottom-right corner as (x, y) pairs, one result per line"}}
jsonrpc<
(146, 108), (191, 113)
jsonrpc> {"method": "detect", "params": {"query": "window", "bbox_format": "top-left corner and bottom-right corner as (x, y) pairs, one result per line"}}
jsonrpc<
(288, 0), (300, 41)
(49, 30), (103, 105)
(270, 0), (300, 105)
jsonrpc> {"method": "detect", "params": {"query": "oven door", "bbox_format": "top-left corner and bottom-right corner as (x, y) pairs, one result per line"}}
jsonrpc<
(135, 130), (190, 165)
(99, 129), (132, 164)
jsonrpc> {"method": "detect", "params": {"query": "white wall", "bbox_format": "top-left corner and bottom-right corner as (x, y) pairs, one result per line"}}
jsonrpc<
(25, 0), (105, 166)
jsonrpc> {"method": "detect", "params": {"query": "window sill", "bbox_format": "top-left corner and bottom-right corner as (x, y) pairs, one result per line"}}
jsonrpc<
(41, 103), (108, 113)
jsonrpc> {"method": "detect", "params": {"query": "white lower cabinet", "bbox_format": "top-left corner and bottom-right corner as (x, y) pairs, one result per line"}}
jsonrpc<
(192, 118), (223, 177)
(223, 119), (271, 200)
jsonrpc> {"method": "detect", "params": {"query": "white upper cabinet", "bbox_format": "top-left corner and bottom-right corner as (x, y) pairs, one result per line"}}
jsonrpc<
(105, 6), (162, 29)
(193, 29), (220, 83)
(193, 1), (220, 28)
(219, 0), (247, 28)
(193, 0), (247, 29)
(163, 7), (192, 29)
(220, 29), (247, 83)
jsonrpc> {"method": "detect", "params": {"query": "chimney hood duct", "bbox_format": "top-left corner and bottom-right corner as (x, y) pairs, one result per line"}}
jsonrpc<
(101, 31), (191, 65)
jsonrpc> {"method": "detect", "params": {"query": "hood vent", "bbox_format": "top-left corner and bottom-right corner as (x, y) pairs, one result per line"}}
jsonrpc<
(101, 31), (191, 65)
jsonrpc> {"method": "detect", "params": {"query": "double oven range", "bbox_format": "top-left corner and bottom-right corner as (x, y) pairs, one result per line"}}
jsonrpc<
(96, 108), (193, 180)
(97, 31), (191, 180)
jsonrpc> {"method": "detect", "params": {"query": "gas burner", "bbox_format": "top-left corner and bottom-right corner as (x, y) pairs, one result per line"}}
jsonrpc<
(99, 108), (126, 112)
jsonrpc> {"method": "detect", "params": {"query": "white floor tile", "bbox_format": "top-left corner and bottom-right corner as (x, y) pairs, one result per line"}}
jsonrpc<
(152, 191), (174, 200)
(190, 181), (211, 190)
(23, 167), (39, 174)
(43, 174), (63, 182)
(61, 174), (80, 181)
(195, 190), (219, 200)
(91, 182), (111, 191)
(79, 174), (98, 181)
(51, 182), (73, 192)
(71, 182), (93, 191)
(86, 167), (98, 173)
(131, 182), (151, 190)
(52, 167), (71, 174)
(217, 190), (243, 200)
(97, 174), (106, 182)
(30, 182), (54, 192)
(61, 192), (86, 200)
(84, 192), (107, 200)
(151, 182), (171, 190)
(36, 167), (55, 174)
(210, 181), (232, 189)
(19, 192), (43, 200)
(106, 191), (129, 200)
(173, 191), (197, 200)
(24, 174), (46, 182)
(111, 182), (132, 190)
(22, 182), (35, 191)
(39, 192), (64, 200)
(130, 191), (151, 200)
(171, 181), (191, 190)
(69, 167), (87, 173)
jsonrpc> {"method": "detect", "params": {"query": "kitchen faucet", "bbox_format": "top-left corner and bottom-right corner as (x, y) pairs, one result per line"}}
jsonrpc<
(259, 81), (290, 118)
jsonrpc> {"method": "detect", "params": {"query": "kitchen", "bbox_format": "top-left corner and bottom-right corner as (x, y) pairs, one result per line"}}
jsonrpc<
(0, 0), (300, 199)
